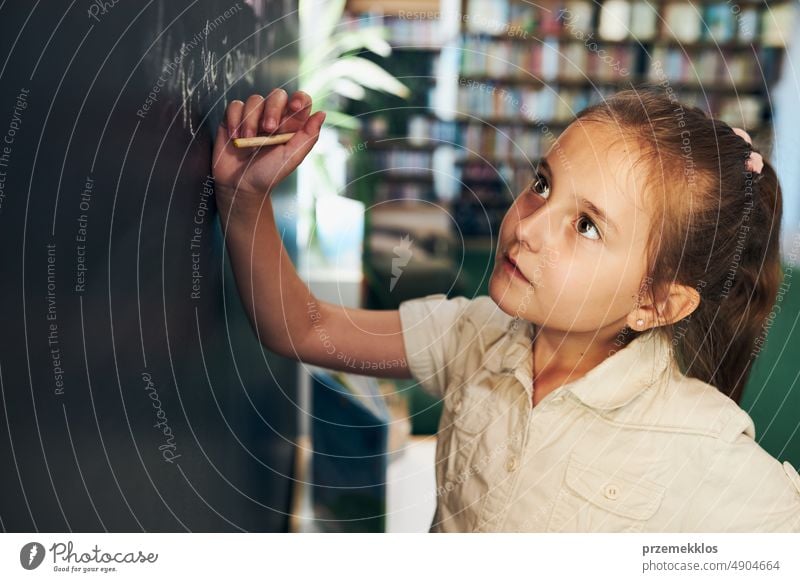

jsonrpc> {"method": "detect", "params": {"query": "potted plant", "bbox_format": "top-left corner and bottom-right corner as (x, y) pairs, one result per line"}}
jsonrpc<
(296, 0), (409, 267)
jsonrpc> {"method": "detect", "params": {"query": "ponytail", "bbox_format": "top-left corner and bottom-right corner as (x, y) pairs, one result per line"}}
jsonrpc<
(674, 158), (783, 403)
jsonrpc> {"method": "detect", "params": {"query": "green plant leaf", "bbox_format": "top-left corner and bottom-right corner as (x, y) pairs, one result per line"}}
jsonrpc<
(300, 28), (392, 87)
(332, 27), (392, 58)
(328, 57), (410, 98)
(332, 78), (367, 100)
(319, 110), (360, 130)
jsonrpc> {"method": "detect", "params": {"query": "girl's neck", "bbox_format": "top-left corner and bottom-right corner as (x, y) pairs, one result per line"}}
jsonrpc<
(531, 322), (622, 383)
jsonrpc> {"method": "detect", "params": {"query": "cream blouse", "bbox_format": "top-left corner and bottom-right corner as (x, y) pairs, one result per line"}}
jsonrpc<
(398, 293), (800, 532)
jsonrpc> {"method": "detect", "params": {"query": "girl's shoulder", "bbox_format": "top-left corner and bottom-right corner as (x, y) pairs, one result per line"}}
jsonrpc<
(397, 294), (517, 399)
(642, 370), (800, 529)
(703, 433), (800, 531)
(609, 368), (799, 530)
(619, 365), (755, 443)
(398, 293), (518, 341)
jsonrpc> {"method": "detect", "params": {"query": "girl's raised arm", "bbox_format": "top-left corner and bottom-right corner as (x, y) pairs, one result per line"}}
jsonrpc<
(211, 90), (412, 379)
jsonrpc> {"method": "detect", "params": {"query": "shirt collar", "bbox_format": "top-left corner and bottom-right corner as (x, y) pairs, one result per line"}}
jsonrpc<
(485, 317), (674, 411)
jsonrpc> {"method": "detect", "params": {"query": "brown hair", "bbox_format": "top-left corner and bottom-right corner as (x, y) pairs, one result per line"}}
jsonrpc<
(575, 86), (783, 404)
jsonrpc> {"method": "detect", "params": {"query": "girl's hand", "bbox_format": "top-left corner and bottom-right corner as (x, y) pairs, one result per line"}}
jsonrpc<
(212, 89), (326, 201)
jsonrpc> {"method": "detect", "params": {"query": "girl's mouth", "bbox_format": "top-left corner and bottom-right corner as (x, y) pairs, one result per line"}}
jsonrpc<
(503, 253), (533, 285)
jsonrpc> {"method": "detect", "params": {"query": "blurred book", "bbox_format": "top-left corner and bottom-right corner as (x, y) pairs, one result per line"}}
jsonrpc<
(465, 0), (509, 34)
(561, 0), (594, 35)
(704, 2), (736, 44)
(598, 0), (631, 41)
(663, 1), (702, 43)
(761, 2), (794, 48)
(630, 0), (658, 41)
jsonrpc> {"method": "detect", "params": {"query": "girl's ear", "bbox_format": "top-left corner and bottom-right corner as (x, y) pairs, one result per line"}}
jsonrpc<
(627, 283), (700, 331)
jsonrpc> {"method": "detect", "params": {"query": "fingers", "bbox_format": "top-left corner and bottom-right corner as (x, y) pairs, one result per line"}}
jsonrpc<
(261, 88), (288, 133)
(212, 122), (248, 174)
(281, 110), (326, 169)
(260, 90), (312, 134)
(288, 91), (309, 113)
(276, 90), (312, 133)
(241, 94), (265, 139)
(225, 99), (245, 139)
(221, 90), (322, 176)
(224, 90), (314, 142)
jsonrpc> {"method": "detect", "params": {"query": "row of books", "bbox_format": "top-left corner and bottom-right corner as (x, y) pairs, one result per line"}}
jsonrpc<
(369, 150), (434, 176)
(465, 0), (563, 36)
(384, 16), (442, 47)
(646, 47), (770, 88)
(460, 37), (560, 79)
(348, 0), (792, 48)
(372, 181), (435, 204)
(458, 124), (555, 162)
(455, 85), (594, 124)
(464, 0), (792, 47)
(452, 82), (763, 127)
(362, 92), (762, 164)
(340, 11), (444, 47)
(458, 37), (781, 86)
(365, 136), (547, 169)
(460, 37), (634, 81)
(413, 85), (763, 140)
(460, 160), (539, 194)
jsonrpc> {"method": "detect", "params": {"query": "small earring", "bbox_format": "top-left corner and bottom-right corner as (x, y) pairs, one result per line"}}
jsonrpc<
(636, 318), (645, 328)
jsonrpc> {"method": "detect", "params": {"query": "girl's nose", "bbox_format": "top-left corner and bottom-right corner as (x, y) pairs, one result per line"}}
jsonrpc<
(514, 198), (550, 253)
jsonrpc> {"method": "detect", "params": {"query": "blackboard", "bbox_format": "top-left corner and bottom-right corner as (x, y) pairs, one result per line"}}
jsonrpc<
(0, 0), (301, 532)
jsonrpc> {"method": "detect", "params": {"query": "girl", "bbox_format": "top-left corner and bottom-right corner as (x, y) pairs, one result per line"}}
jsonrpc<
(212, 87), (800, 532)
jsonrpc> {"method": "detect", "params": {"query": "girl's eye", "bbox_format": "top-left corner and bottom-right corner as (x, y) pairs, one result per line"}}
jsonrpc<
(576, 215), (601, 241)
(528, 172), (550, 199)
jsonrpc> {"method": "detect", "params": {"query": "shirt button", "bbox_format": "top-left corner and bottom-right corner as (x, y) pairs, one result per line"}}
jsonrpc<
(454, 399), (463, 413)
(505, 456), (518, 472)
(604, 484), (620, 500)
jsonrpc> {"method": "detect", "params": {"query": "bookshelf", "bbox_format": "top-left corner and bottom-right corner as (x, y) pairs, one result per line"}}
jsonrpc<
(343, 0), (794, 298)
(446, 0), (793, 239)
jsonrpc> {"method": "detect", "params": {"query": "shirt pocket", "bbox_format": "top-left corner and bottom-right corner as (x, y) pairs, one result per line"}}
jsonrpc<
(440, 381), (498, 508)
(546, 451), (666, 532)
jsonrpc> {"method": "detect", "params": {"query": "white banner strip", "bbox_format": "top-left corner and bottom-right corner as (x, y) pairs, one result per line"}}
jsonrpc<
(1, 533), (798, 581)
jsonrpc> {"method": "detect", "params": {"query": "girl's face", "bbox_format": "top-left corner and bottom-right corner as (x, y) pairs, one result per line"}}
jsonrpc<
(489, 120), (654, 333)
